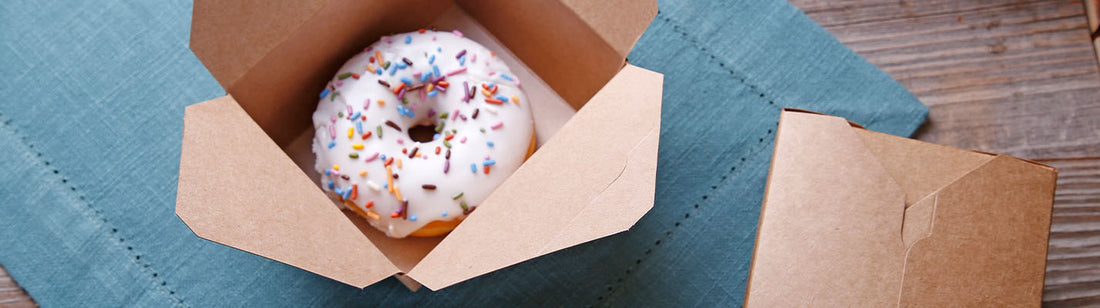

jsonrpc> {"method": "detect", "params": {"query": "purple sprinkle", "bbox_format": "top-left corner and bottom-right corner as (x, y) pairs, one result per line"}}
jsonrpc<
(444, 160), (450, 173)
(462, 81), (471, 102)
(428, 108), (436, 117)
(456, 49), (467, 59)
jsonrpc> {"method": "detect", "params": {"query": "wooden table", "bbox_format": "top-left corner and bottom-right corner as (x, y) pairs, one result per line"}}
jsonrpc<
(2, 0), (1099, 306)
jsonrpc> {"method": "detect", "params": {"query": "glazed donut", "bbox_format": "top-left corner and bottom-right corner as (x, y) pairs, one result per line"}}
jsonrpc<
(311, 29), (535, 238)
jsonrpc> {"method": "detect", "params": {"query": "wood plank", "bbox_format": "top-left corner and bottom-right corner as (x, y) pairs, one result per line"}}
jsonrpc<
(794, 0), (1100, 159)
(1042, 158), (1100, 306)
(0, 265), (35, 308)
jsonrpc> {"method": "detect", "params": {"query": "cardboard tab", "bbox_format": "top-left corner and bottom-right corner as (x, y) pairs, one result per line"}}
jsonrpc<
(176, 96), (399, 288)
(559, 0), (658, 58)
(407, 65), (663, 290)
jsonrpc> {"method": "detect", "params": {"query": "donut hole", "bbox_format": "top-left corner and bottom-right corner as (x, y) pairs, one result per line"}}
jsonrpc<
(407, 124), (437, 143)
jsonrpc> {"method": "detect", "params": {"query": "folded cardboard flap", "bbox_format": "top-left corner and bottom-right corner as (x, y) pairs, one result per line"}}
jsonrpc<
(407, 64), (663, 290)
(746, 110), (1057, 306)
(176, 96), (399, 288)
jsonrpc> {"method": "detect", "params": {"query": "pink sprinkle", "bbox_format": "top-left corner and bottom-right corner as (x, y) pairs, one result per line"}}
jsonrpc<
(383, 36), (392, 44)
(329, 125), (336, 138)
(491, 122), (503, 130)
(331, 169), (340, 176)
(397, 138), (405, 145)
(346, 105), (353, 116)
(365, 47), (373, 52)
(444, 160), (450, 173)
(364, 152), (380, 162)
(459, 114), (467, 121)
(336, 80), (343, 87)
(428, 108), (436, 117)
(432, 36), (437, 41)
(460, 136), (467, 143)
(452, 109), (460, 120)
(488, 71), (496, 76)
(471, 54), (477, 62)
(419, 87), (427, 101)
(423, 155), (428, 160)
(515, 76), (522, 88)
(453, 30), (463, 37)
(484, 155), (490, 160)
(364, 99), (370, 110)
(413, 72), (422, 79)
(447, 67), (467, 76)
(330, 115), (337, 123)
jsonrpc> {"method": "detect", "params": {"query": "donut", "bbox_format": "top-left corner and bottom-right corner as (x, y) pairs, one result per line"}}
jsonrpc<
(311, 29), (535, 238)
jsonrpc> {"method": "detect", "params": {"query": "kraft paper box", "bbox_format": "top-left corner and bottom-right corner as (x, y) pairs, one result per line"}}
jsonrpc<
(746, 109), (1057, 306)
(174, 0), (663, 291)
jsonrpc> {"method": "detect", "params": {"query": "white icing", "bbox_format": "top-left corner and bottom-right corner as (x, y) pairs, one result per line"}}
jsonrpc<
(311, 30), (533, 238)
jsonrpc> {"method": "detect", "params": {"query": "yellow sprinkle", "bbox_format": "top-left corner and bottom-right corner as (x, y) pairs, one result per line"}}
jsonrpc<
(512, 96), (519, 105)
(359, 171), (367, 177)
(481, 89), (492, 97)
(352, 143), (364, 150)
(366, 65), (376, 74)
(333, 164), (340, 170)
(366, 210), (380, 220)
(397, 158), (403, 169)
(378, 99), (385, 106)
(426, 83), (434, 92)
(348, 127), (354, 139)
(414, 152), (421, 158)
(394, 186), (403, 203)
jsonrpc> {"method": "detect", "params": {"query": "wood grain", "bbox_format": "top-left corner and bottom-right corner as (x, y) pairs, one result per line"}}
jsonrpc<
(0, 265), (35, 308)
(789, 0), (1100, 306)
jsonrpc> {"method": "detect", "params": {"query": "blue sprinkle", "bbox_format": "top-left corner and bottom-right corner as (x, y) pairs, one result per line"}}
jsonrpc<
(400, 77), (414, 84)
(328, 181), (334, 190)
(383, 183), (388, 189)
(470, 163), (477, 173)
(334, 187), (343, 195)
(405, 35), (412, 44)
(388, 64), (398, 76)
(409, 216), (418, 221)
(429, 54), (436, 64)
(433, 133), (440, 140)
(441, 212), (448, 217)
(420, 72), (432, 82)
(488, 82), (496, 88)
(374, 67), (382, 75)
(343, 188), (352, 199)
(500, 74), (514, 81)
(324, 169), (331, 176)
(433, 65), (441, 78)
(483, 159), (497, 166)
(494, 95), (509, 102)
(397, 62), (407, 69)
(327, 140), (336, 149)
(381, 154), (387, 160)
(356, 120), (363, 134)
(459, 54), (466, 66)
(350, 112), (361, 119)
(427, 90), (438, 97)
(437, 47), (442, 52)
(487, 141), (494, 147)
(319, 88), (330, 99)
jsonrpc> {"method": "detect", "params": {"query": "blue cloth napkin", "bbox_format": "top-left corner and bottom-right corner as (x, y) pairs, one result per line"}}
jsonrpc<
(0, 0), (926, 306)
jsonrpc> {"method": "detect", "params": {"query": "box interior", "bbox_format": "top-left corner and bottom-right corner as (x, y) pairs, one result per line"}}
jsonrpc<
(227, 2), (628, 273)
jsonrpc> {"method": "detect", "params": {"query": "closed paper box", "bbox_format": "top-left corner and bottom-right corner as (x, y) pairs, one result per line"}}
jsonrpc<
(175, 0), (663, 291)
(746, 109), (1057, 306)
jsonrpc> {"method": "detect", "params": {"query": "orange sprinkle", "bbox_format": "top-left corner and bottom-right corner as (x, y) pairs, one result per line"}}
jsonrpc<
(378, 99), (385, 106)
(375, 51), (383, 65)
(426, 83), (435, 92)
(444, 134), (454, 141)
(385, 157), (394, 166)
(390, 212), (400, 218)
(386, 165), (394, 193)
(394, 186), (403, 202)
(481, 88), (492, 97)
(366, 210), (380, 220)
(392, 82), (406, 94)
(512, 96), (519, 105)
(490, 51), (495, 57)
(397, 158), (403, 169)
(482, 83), (490, 90)
(435, 146), (441, 154)
(359, 170), (367, 177)
(484, 165), (491, 174)
(365, 200), (374, 208)
(366, 64), (376, 73)
(369, 57), (375, 63)
(490, 84), (498, 94)
(485, 98), (504, 105)
(438, 81), (450, 87)
(351, 73), (360, 80)
(418, 29), (426, 33)
(361, 131), (372, 139)
(402, 148), (408, 154)
(351, 184), (358, 200)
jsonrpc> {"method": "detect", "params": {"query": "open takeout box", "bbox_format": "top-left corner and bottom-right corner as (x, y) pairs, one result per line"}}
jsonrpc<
(175, 0), (663, 291)
(745, 109), (1057, 306)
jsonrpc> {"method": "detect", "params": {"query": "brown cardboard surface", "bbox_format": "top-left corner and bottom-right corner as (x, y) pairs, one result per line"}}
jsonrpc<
(176, 96), (399, 288)
(407, 65), (662, 290)
(179, 0), (661, 291)
(745, 110), (1057, 306)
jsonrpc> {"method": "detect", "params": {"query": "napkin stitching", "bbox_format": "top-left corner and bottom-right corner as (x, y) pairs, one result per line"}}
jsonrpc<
(593, 12), (784, 306)
(0, 111), (189, 308)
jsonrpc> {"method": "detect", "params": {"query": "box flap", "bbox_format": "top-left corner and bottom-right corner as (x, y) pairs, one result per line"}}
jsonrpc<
(897, 155), (1055, 306)
(746, 111), (908, 306)
(558, 0), (657, 58)
(176, 96), (399, 288)
(406, 64), (663, 290)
